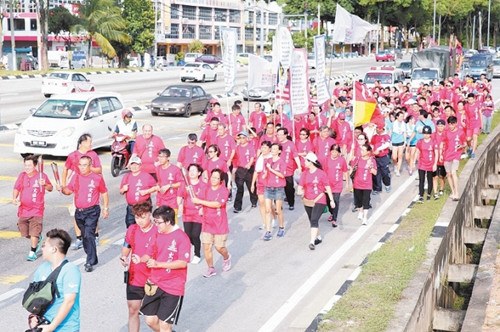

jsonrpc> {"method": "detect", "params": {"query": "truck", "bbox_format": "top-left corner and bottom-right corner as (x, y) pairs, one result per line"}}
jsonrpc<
(410, 47), (455, 91)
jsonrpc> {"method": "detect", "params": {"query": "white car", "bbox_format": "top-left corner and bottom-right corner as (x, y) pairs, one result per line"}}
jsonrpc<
(41, 72), (95, 98)
(184, 52), (202, 64)
(180, 63), (217, 82)
(14, 92), (124, 157)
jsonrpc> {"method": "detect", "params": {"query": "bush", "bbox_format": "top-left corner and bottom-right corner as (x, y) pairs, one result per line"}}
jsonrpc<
(175, 52), (185, 62)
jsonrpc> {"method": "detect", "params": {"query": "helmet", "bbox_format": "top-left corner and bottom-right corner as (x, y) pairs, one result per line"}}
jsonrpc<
(121, 109), (133, 119)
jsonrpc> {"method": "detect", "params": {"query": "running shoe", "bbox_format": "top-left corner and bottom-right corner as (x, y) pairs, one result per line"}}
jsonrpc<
(263, 231), (272, 241)
(314, 237), (322, 245)
(395, 170), (401, 177)
(259, 224), (265, 230)
(203, 267), (217, 278)
(95, 236), (100, 247)
(332, 220), (338, 228)
(357, 212), (363, 220)
(434, 194), (440, 200)
(73, 238), (83, 250)
(276, 228), (285, 238)
(222, 254), (232, 272)
(439, 190), (444, 196)
(309, 243), (315, 250)
(418, 196), (424, 203)
(191, 256), (201, 264)
(26, 251), (37, 262)
(362, 217), (368, 225)
(35, 235), (43, 254)
(385, 185), (391, 193)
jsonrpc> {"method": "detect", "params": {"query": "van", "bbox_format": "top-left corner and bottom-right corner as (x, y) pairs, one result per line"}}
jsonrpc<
(184, 53), (202, 64)
(363, 66), (405, 88)
(468, 54), (493, 80)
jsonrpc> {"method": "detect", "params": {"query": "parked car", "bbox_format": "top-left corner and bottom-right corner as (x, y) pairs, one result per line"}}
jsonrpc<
(492, 58), (500, 78)
(241, 85), (274, 101)
(180, 63), (217, 82)
(150, 85), (212, 117)
(195, 54), (222, 65)
(397, 61), (412, 78)
(14, 92), (124, 157)
(184, 52), (203, 64)
(236, 53), (250, 65)
(479, 47), (496, 55)
(41, 72), (95, 98)
(375, 50), (395, 62)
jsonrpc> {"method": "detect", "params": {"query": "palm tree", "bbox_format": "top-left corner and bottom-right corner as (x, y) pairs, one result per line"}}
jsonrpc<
(74, 0), (131, 65)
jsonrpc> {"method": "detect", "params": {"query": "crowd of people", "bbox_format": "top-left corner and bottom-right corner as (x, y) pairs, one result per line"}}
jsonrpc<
(12, 71), (495, 331)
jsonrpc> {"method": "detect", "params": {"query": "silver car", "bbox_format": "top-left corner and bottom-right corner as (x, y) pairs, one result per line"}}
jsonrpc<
(492, 59), (500, 78)
(150, 85), (212, 117)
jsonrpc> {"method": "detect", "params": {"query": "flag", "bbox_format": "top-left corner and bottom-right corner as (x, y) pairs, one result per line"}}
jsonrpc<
(314, 35), (330, 105)
(353, 81), (383, 127)
(221, 28), (237, 93)
(331, 4), (376, 44)
(275, 63), (290, 102)
(290, 49), (309, 115)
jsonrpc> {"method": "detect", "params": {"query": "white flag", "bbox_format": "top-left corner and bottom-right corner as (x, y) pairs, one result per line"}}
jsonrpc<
(314, 35), (330, 105)
(331, 3), (376, 44)
(221, 28), (237, 93)
(276, 26), (294, 70)
(290, 49), (309, 116)
(248, 54), (274, 91)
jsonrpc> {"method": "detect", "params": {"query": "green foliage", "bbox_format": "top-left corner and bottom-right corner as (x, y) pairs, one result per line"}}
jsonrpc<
(123, 0), (155, 54)
(291, 29), (315, 52)
(188, 40), (205, 53)
(48, 6), (80, 36)
(175, 52), (185, 62)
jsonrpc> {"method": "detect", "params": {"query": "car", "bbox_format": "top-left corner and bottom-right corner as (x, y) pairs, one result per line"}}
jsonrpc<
(241, 85), (274, 101)
(236, 53), (250, 65)
(464, 49), (478, 58)
(479, 47), (496, 55)
(180, 63), (217, 82)
(14, 92), (124, 157)
(184, 52), (203, 64)
(41, 72), (95, 98)
(397, 61), (412, 78)
(195, 54), (222, 65)
(375, 50), (395, 62)
(150, 85), (212, 117)
(307, 53), (316, 69)
(492, 58), (500, 78)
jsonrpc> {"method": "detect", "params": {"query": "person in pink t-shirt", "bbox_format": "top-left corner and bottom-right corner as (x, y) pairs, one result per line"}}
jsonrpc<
(297, 152), (335, 250)
(251, 141), (273, 231)
(60, 156), (109, 272)
(120, 156), (157, 228)
(351, 144), (377, 225)
(13, 155), (53, 261)
(192, 169), (232, 278)
(232, 131), (258, 212)
(464, 93), (483, 158)
(133, 124), (165, 179)
(324, 144), (347, 227)
(200, 117), (220, 150)
(155, 148), (183, 221)
(249, 103), (267, 134)
(177, 164), (207, 264)
(416, 126), (439, 202)
(120, 201), (157, 332)
(228, 104), (246, 137)
(141, 206), (190, 331)
(177, 133), (205, 170)
(440, 116), (466, 201)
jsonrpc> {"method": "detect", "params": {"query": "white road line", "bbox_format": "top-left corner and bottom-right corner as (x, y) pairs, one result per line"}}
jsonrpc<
(388, 224), (400, 233)
(320, 295), (342, 314)
(370, 242), (384, 253)
(258, 174), (417, 332)
(0, 288), (24, 302)
(347, 266), (362, 281)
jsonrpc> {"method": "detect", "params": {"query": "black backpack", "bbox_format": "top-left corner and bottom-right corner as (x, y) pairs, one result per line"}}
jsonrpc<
(22, 260), (68, 315)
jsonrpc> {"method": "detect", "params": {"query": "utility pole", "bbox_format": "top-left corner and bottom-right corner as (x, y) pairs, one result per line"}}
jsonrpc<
(9, 0), (16, 70)
(304, 12), (308, 52)
(38, 0), (49, 71)
(478, 11), (482, 49)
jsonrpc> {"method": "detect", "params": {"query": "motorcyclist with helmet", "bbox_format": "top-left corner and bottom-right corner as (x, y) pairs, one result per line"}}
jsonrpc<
(113, 109), (138, 153)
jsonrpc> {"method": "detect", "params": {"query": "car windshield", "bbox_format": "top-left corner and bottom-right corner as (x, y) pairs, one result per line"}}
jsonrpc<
(364, 73), (392, 84)
(470, 59), (487, 67)
(48, 72), (69, 80)
(493, 60), (500, 66)
(412, 70), (438, 80)
(399, 62), (411, 69)
(185, 63), (199, 68)
(33, 99), (86, 119)
(161, 87), (191, 97)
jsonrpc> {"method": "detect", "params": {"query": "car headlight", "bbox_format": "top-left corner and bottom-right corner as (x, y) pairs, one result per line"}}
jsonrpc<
(58, 127), (76, 137)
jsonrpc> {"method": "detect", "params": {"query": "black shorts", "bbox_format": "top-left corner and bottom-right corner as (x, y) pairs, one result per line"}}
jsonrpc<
(127, 284), (145, 301)
(436, 165), (446, 178)
(392, 142), (404, 147)
(140, 288), (183, 324)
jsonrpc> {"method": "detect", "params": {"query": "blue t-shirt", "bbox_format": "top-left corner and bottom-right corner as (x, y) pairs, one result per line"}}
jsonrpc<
(33, 260), (81, 331)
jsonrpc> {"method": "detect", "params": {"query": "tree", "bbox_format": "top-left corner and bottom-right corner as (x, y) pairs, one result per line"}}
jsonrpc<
(48, 6), (80, 50)
(74, 0), (131, 64)
(188, 40), (205, 53)
(122, 0), (154, 54)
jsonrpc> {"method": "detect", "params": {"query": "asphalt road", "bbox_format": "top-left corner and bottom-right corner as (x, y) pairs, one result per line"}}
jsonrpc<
(1, 54), (487, 332)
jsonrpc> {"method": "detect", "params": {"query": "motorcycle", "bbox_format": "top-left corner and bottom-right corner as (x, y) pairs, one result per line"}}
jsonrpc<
(110, 134), (130, 177)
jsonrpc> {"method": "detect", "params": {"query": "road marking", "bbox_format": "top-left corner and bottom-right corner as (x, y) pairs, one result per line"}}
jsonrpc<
(0, 230), (21, 239)
(0, 176), (16, 181)
(0, 143), (14, 147)
(0, 288), (24, 302)
(259, 174), (417, 331)
(0, 197), (13, 204)
(0, 275), (27, 284)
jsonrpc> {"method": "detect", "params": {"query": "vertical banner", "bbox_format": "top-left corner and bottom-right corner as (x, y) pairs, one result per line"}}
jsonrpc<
(221, 28), (237, 94)
(276, 26), (294, 70)
(314, 35), (330, 105)
(290, 49), (309, 116)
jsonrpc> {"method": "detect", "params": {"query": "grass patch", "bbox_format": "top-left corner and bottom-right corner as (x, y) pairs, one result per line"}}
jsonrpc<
(319, 111), (500, 332)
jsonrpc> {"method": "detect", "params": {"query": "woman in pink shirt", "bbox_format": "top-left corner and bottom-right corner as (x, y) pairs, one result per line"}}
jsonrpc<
(351, 144), (377, 225)
(251, 141), (273, 231)
(324, 144), (348, 227)
(295, 128), (313, 170)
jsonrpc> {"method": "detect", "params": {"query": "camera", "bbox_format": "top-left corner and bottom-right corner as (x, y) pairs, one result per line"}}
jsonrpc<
(25, 316), (50, 332)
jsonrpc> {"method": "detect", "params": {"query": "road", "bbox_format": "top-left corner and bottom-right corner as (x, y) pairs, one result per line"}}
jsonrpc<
(1, 54), (485, 332)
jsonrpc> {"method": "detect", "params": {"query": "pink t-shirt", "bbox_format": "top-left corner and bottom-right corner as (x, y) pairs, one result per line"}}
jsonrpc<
(177, 145), (205, 169)
(249, 111), (267, 133)
(215, 135), (236, 162)
(299, 168), (329, 204)
(234, 143), (256, 168)
(324, 156), (348, 193)
(125, 224), (157, 287)
(203, 158), (228, 174)
(200, 126), (218, 148)
(352, 157), (377, 190)
(313, 136), (337, 166)
(156, 164), (183, 208)
(205, 111), (228, 125)
(265, 157), (286, 188)
(202, 185), (229, 234)
(432, 131), (446, 166)
(14, 171), (52, 217)
(416, 138), (438, 171)
(333, 120), (353, 147)
(295, 139), (313, 169)
(178, 180), (207, 222)
(65, 150), (102, 173)
(442, 129), (465, 162)
(465, 101), (482, 128)
(278, 140), (298, 176)
(133, 135), (165, 174)
(228, 113), (246, 137)
(147, 227), (191, 296)
(68, 172), (107, 209)
(120, 171), (157, 205)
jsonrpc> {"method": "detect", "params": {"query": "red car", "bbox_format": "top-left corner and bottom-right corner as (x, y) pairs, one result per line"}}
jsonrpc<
(195, 54), (222, 65)
(375, 50), (395, 62)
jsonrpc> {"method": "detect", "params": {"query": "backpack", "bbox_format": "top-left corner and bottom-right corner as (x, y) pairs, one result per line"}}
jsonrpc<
(22, 260), (68, 315)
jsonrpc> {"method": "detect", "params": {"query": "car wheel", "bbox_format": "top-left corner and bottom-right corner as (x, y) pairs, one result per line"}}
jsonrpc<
(202, 102), (210, 115)
(44, 94), (51, 98)
(151, 110), (158, 116)
(90, 87), (95, 92)
(183, 105), (192, 118)
(213, 74), (217, 82)
(201, 75), (205, 83)
(181, 78), (186, 82)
